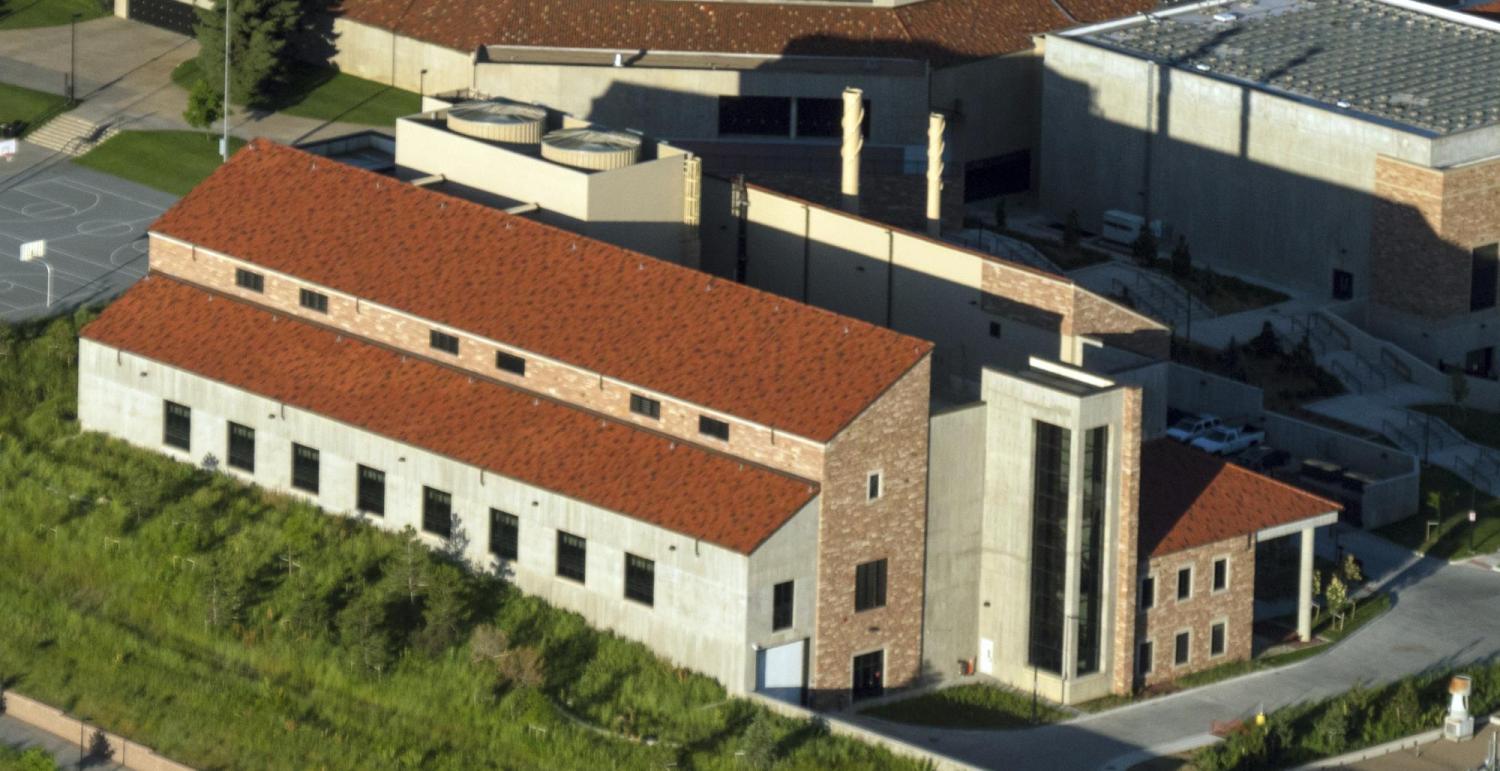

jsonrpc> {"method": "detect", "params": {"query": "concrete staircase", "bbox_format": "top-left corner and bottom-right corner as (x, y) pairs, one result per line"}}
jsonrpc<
(25, 113), (119, 156)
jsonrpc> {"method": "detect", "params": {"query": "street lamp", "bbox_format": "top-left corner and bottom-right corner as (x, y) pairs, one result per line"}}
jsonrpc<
(68, 12), (81, 103)
(19, 240), (53, 310)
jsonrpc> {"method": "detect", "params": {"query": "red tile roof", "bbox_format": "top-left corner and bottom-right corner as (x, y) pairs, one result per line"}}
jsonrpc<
(150, 140), (931, 442)
(1469, 0), (1500, 21)
(334, 0), (1155, 67)
(1138, 439), (1341, 559)
(82, 276), (819, 554)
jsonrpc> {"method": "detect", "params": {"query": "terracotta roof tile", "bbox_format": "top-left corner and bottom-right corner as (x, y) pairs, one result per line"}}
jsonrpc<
(150, 141), (931, 442)
(82, 276), (819, 554)
(334, 0), (1154, 66)
(1138, 439), (1341, 559)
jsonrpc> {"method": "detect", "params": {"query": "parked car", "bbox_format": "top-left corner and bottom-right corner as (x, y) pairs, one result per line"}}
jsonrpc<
(1190, 425), (1265, 456)
(1166, 413), (1222, 443)
(1235, 445), (1291, 473)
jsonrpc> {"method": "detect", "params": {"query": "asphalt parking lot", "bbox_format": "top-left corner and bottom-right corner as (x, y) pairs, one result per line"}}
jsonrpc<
(0, 141), (176, 322)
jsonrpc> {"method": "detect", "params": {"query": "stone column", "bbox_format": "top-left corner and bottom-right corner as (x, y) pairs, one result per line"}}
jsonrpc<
(1297, 527), (1315, 642)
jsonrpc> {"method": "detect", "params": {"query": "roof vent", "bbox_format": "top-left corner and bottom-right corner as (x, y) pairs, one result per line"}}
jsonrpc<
(1212, 11), (1239, 22)
(541, 127), (642, 171)
(446, 100), (547, 145)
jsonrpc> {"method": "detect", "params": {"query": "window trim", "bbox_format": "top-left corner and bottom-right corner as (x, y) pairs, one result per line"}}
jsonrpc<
(698, 415), (730, 442)
(624, 553), (655, 607)
(162, 400), (191, 452)
(495, 351), (526, 376)
(1176, 565), (1193, 602)
(429, 329), (460, 355)
(1173, 630), (1191, 668)
(556, 531), (587, 583)
(489, 508), (518, 561)
(866, 471), (883, 502)
(356, 464), (385, 517)
(854, 558), (888, 612)
(298, 288), (329, 314)
(629, 393), (661, 420)
(1209, 619), (1228, 658)
(291, 443), (320, 494)
(772, 580), (794, 632)
(234, 268), (264, 293)
(1211, 556), (1230, 594)
(227, 421), (255, 473)
(422, 486), (453, 538)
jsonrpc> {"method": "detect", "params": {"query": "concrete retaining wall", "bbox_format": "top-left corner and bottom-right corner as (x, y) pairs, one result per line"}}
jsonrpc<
(1, 690), (194, 771)
(744, 692), (982, 771)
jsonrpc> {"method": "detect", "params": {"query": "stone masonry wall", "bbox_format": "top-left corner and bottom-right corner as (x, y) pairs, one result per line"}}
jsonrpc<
(148, 235), (826, 480)
(1073, 289), (1171, 361)
(809, 354), (931, 708)
(1371, 155), (1472, 320)
(1137, 535), (1255, 689)
(1109, 388), (1143, 695)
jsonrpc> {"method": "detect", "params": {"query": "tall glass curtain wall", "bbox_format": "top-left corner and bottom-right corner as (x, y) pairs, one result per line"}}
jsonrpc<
(1027, 422), (1109, 677)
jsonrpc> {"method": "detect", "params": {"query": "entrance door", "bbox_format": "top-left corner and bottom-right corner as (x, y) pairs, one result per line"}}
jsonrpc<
(754, 639), (806, 704)
(979, 638), (995, 675)
(851, 650), (884, 701)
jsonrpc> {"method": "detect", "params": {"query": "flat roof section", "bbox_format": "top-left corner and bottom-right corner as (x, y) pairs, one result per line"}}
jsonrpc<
(1075, 0), (1500, 136)
(81, 276), (819, 554)
(1138, 438), (1341, 559)
(149, 140), (932, 443)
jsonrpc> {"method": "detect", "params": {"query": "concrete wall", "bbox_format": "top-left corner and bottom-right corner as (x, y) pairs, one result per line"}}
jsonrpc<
(330, 18), (474, 94)
(1263, 413), (1419, 529)
(1137, 535), (1254, 688)
(745, 494), (821, 694)
(148, 235), (827, 480)
(1166, 363), (1265, 424)
(921, 402), (987, 680)
(1040, 34), (1433, 298)
(931, 50), (1042, 189)
(976, 366), (1139, 704)
(78, 338), (799, 694)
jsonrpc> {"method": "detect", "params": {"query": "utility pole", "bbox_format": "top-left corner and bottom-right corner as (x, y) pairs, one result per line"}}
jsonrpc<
(221, 0), (232, 161)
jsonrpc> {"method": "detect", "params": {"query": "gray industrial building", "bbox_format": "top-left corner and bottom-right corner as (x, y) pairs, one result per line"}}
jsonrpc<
(1041, 0), (1500, 375)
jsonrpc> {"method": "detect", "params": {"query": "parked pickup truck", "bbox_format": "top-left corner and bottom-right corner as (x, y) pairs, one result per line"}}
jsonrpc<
(1190, 425), (1266, 456)
(1166, 414), (1222, 443)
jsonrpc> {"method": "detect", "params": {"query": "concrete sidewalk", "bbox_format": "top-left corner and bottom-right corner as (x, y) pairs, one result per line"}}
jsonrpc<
(1, 16), (381, 145)
(1, 713), (124, 771)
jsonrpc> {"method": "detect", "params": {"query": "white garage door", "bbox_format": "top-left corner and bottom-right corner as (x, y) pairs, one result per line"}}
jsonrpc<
(755, 639), (807, 704)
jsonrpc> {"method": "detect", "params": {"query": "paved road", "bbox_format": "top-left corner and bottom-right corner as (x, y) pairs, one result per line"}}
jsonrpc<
(1, 712), (124, 771)
(0, 16), (381, 145)
(850, 534), (1500, 770)
(0, 141), (175, 321)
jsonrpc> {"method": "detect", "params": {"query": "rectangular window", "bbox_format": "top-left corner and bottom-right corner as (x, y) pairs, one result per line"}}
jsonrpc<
(422, 486), (452, 537)
(1213, 558), (1228, 592)
(1177, 566), (1192, 601)
(699, 415), (730, 441)
(556, 531), (587, 583)
(1332, 269), (1354, 301)
(867, 472), (882, 502)
(430, 330), (459, 355)
(1027, 421), (1071, 674)
(624, 554), (655, 606)
(1076, 426), (1108, 676)
(795, 97), (871, 139)
(854, 558), (887, 612)
(1210, 622), (1226, 657)
(988, 320), (1002, 339)
(1138, 641), (1153, 675)
(496, 351), (526, 376)
(227, 422), (254, 472)
(291, 443), (319, 494)
(489, 508), (518, 560)
(163, 400), (191, 451)
(717, 95), (791, 137)
(298, 288), (329, 314)
(1140, 576), (1155, 612)
(1472, 244), (1498, 311)
(357, 465), (385, 516)
(629, 393), (661, 419)
(772, 581), (794, 631)
(1174, 631), (1190, 666)
(234, 268), (264, 293)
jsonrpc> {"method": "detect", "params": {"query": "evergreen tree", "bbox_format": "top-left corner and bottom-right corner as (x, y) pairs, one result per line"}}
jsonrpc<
(1131, 228), (1158, 265)
(193, 0), (304, 108)
(1170, 236), (1192, 277)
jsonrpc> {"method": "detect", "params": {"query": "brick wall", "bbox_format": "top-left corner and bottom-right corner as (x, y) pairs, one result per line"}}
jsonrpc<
(148, 234), (826, 480)
(809, 354), (931, 708)
(1136, 535), (1254, 689)
(1371, 155), (1477, 320)
(980, 259), (1073, 335)
(1073, 289), (1171, 361)
(1109, 389), (1143, 695)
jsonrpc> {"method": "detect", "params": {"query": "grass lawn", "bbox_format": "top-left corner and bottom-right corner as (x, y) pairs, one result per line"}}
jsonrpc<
(0, 81), (70, 133)
(0, 312), (921, 770)
(75, 131), (245, 195)
(860, 683), (1070, 729)
(1375, 464), (1500, 560)
(0, 0), (104, 30)
(174, 60), (419, 126)
(1412, 403), (1500, 451)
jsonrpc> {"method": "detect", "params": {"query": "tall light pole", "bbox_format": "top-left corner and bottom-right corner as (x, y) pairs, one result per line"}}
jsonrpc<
(68, 13), (81, 103)
(220, 0), (232, 161)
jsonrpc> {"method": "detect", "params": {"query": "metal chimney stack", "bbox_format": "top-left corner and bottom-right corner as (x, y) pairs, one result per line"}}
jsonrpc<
(840, 87), (864, 214)
(926, 112), (946, 237)
(1445, 675), (1475, 742)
